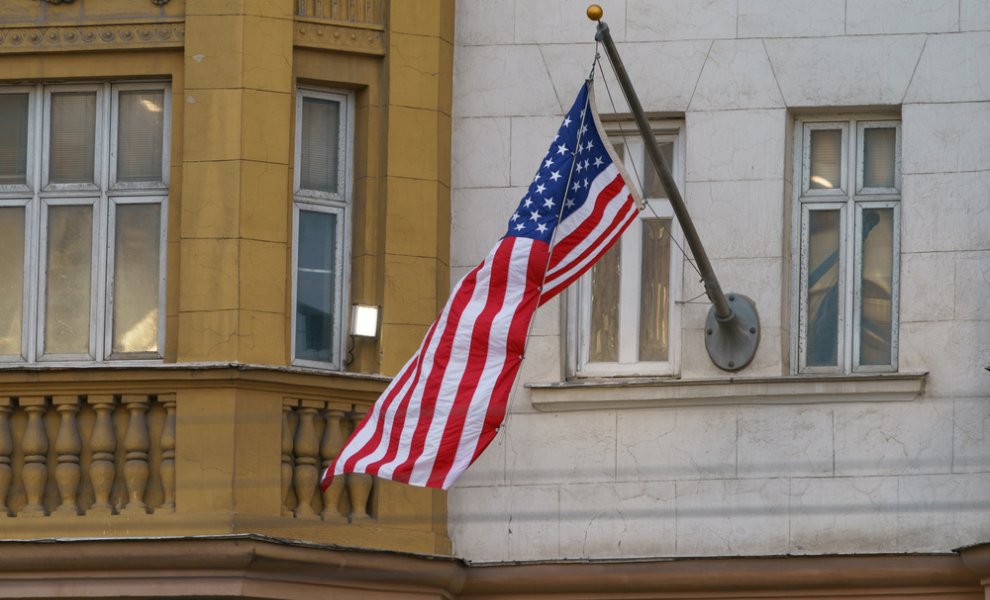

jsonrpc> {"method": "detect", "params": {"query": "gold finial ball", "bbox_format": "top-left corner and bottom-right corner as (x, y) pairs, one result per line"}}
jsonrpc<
(587, 4), (604, 21)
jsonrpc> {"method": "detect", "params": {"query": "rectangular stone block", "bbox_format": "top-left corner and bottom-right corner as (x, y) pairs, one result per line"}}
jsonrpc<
(517, 333), (562, 386)
(902, 103), (990, 174)
(385, 177), (440, 258)
(177, 309), (238, 361)
(180, 160), (241, 239)
(954, 251), (990, 321)
(847, 0), (959, 34)
(616, 405), (737, 481)
(962, 0), (990, 30)
(389, 32), (442, 111)
(505, 411), (617, 485)
(179, 238), (239, 312)
(241, 89), (292, 164)
(182, 89), (243, 163)
(684, 180), (786, 259)
(452, 117), (510, 189)
(184, 16), (244, 90)
(896, 473), (990, 551)
(686, 109), (786, 182)
(789, 477), (898, 554)
(241, 15), (293, 94)
(899, 252), (956, 322)
(453, 45), (561, 118)
(448, 486), (511, 562)
(383, 254), (438, 326)
(240, 160), (289, 243)
(905, 33), (990, 103)
(901, 172), (990, 253)
(239, 239), (285, 314)
(387, 106), (439, 181)
(738, 0), (845, 38)
(627, 0), (736, 41)
(675, 478), (790, 556)
(690, 40), (785, 111)
(507, 485), (560, 561)
(738, 405), (833, 478)
(954, 397), (990, 473)
(455, 0), (515, 45)
(899, 320), (990, 398)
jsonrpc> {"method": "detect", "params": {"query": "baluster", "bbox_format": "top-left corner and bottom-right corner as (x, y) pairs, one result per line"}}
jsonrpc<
(314, 0), (323, 18)
(121, 395), (150, 515)
(320, 407), (347, 521)
(0, 398), (12, 517)
(347, 406), (373, 521)
(159, 394), (176, 512)
(348, 0), (356, 22)
(19, 397), (48, 517)
(296, 0), (306, 17)
(281, 400), (296, 516)
(330, 0), (340, 20)
(52, 396), (82, 516)
(364, 0), (373, 24)
(293, 401), (321, 519)
(88, 395), (116, 516)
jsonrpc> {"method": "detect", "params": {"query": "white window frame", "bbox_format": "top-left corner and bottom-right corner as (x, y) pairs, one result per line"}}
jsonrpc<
(290, 87), (354, 370)
(0, 81), (170, 366)
(567, 124), (684, 378)
(791, 116), (901, 375)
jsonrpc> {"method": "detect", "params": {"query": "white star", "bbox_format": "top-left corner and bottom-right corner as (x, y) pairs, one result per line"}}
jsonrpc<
(536, 223), (548, 234)
(530, 210), (541, 221)
(543, 197), (555, 209)
(582, 178), (589, 188)
(583, 159), (590, 169)
(515, 223), (525, 231)
(572, 181), (581, 192)
(556, 143), (569, 156)
(535, 183), (546, 194)
(549, 170), (562, 181)
(523, 197), (533, 208)
(533, 172), (542, 182)
(575, 161), (584, 173)
(580, 107), (587, 119)
(511, 212), (520, 221)
(544, 157), (554, 169)
(585, 141), (594, 152)
(563, 116), (572, 127)
(578, 123), (588, 136)
(593, 156), (604, 167)
(565, 197), (575, 208)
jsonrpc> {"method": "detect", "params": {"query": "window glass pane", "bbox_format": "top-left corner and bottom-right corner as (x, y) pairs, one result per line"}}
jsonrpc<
(45, 205), (92, 355)
(863, 127), (896, 189)
(642, 142), (674, 199)
(809, 129), (841, 190)
(589, 240), (620, 363)
(112, 204), (161, 354)
(805, 210), (840, 367)
(49, 92), (97, 184)
(860, 208), (894, 365)
(0, 94), (29, 185)
(117, 91), (164, 183)
(300, 97), (340, 194)
(295, 210), (337, 362)
(0, 207), (25, 356)
(639, 218), (670, 362)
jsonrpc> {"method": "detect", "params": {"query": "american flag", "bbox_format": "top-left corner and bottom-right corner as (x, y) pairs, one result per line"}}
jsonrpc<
(322, 81), (639, 490)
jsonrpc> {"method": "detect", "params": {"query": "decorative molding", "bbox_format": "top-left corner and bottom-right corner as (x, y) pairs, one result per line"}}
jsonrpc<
(0, 21), (183, 52)
(41, 0), (170, 3)
(293, 19), (384, 56)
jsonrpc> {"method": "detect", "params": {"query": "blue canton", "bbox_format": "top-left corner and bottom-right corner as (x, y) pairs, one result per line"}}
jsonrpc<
(504, 83), (614, 243)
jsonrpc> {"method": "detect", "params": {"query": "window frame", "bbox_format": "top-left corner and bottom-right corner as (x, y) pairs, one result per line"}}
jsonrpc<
(0, 81), (170, 366)
(791, 116), (901, 375)
(290, 87), (354, 371)
(566, 123), (684, 379)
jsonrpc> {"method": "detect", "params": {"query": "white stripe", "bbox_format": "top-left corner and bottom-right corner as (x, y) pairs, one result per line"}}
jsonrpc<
(543, 204), (637, 294)
(547, 181), (633, 280)
(552, 164), (620, 243)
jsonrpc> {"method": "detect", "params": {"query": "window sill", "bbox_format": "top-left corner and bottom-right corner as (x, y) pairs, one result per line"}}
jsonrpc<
(526, 372), (927, 412)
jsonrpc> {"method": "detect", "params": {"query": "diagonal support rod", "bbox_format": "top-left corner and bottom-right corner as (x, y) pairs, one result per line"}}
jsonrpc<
(589, 6), (760, 371)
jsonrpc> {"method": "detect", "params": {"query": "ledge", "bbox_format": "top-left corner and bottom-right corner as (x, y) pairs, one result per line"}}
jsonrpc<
(527, 372), (927, 412)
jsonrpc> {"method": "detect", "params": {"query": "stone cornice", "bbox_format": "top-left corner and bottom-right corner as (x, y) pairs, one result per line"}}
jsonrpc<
(0, 21), (183, 53)
(293, 18), (385, 56)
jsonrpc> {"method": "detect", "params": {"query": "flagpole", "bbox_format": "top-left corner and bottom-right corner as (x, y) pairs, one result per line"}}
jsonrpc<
(587, 4), (761, 372)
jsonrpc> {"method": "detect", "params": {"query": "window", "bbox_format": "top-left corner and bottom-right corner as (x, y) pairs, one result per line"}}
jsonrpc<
(567, 124), (683, 377)
(792, 117), (901, 373)
(291, 88), (353, 369)
(0, 82), (169, 364)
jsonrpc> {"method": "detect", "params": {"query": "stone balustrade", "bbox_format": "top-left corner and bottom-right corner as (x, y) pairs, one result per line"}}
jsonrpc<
(0, 394), (175, 518)
(295, 0), (384, 24)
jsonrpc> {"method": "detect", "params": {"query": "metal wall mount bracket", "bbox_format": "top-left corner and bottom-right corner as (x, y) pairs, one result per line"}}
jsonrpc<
(705, 293), (760, 371)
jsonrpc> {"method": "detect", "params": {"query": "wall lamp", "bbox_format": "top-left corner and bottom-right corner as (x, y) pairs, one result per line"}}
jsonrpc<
(349, 304), (380, 339)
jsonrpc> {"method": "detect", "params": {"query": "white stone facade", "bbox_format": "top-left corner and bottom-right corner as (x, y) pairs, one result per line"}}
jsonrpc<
(449, 0), (990, 562)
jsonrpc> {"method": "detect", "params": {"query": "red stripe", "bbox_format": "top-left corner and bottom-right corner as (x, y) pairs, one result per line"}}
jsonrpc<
(547, 174), (626, 270)
(389, 238), (518, 482)
(425, 239), (528, 487)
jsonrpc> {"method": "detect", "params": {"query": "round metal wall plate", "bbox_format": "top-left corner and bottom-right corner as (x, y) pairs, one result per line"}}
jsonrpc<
(705, 293), (760, 372)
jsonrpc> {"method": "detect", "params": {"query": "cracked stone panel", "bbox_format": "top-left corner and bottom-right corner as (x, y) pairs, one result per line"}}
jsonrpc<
(449, 485), (512, 561)
(558, 481), (676, 559)
(962, 0), (990, 30)
(515, 0), (627, 44)
(453, 427), (507, 488)
(505, 411), (617, 485)
(902, 103), (990, 175)
(510, 115), (565, 188)
(690, 40), (785, 111)
(685, 109), (786, 182)
(847, 0), (959, 34)
(453, 45), (561, 118)
(737, 405), (833, 478)
(452, 117), (511, 189)
(789, 477), (899, 554)
(833, 398), (954, 476)
(674, 478), (790, 556)
(953, 251), (990, 321)
(901, 172), (990, 253)
(905, 32), (990, 103)
(896, 473), (990, 551)
(541, 41), (711, 115)
(737, 0), (845, 38)
(507, 485), (561, 561)
(450, 187), (523, 268)
(626, 0), (737, 42)
(455, 0), (515, 46)
(683, 180), (787, 260)
(953, 397), (990, 473)
(899, 252), (956, 323)
(899, 320), (990, 398)
(765, 36), (924, 107)
(615, 406), (738, 481)
(517, 333), (563, 386)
